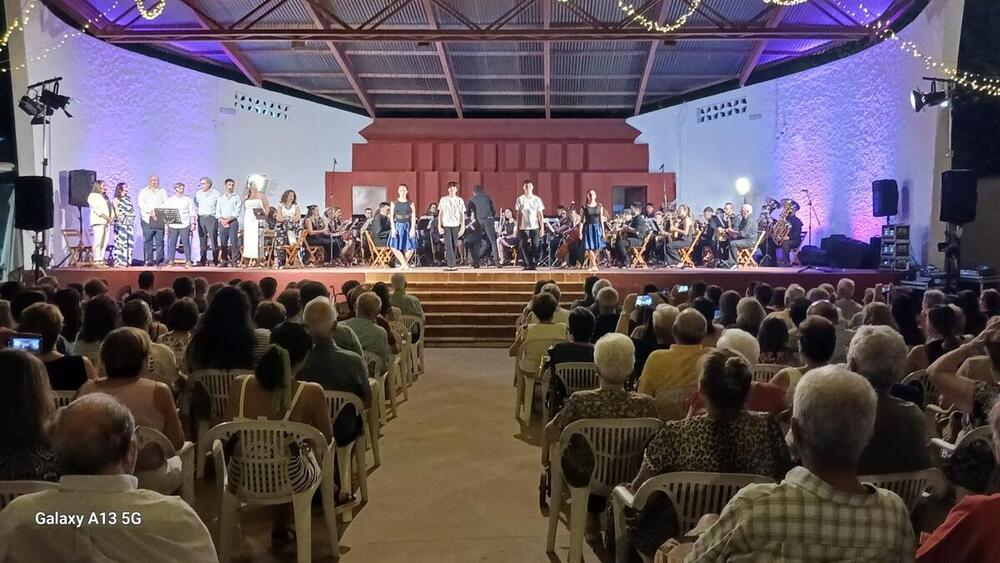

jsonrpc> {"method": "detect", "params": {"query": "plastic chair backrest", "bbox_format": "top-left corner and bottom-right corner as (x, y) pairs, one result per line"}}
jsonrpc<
(191, 369), (248, 420)
(654, 386), (697, 421)
(136, 425), (177, 458)
(554, 362), (600, 396)
(956, 425), (993, 450)
(633, 471), (776, 533)
(402, 315), (423, 336)
(202, 420), (326, 502)
(0, 480), (58, 510)
(363, 351), (386, 377)
(560, 418), (662, 497)
(519, 336), (566, 375)
(752, 364), (787, 383)
(52, 390), (75, 408)
(323, 391), (365, 445)
(902, 370), (939, 404)
(860, 467), (946, 514)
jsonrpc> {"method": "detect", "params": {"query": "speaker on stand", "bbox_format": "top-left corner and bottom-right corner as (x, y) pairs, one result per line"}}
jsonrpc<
(55, 169), (97, 267)
(14, 175), (55, 276)
(938, 169), (978, 289)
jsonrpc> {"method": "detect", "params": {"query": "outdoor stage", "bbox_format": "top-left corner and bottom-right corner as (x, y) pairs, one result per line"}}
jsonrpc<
(51, 265), (900, 298)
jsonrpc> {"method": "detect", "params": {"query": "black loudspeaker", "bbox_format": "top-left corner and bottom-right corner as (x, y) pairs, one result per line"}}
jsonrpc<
(798, 245), (829, 266)
(14, 176), (54, 231)
(61, 169), (97, 207)
(872, 179), (898, 217)
(940, 169), (977, 224)
(822, 234), (873, 269)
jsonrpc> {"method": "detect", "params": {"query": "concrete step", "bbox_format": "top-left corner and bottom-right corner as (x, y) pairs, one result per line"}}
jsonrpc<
(424, 336), (514, 348)
(414, 290), (583, 304)
(420, 302), (528, 314)
(424, 312), (520, 326)
(405, 281), (584, 292)
(424, 324), (515, 339)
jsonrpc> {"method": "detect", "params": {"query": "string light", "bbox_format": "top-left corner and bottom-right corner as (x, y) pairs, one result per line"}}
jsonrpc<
(762, 0), (808, 5)
(134, 0), (166, 21)
(1, 2), (37, 56)
(0, 0), (120, 73)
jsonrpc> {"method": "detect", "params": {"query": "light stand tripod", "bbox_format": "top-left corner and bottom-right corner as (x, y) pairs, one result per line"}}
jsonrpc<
(797, 188), (825, 273)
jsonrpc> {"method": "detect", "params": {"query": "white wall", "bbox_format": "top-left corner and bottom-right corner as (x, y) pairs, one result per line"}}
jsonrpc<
(629, 0), (964, 263)
(12, 2), (370, 260)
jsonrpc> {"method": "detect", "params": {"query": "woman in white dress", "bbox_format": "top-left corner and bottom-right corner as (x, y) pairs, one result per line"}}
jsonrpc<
(87, 180), (115, 268)
(241, 177), (270, 265)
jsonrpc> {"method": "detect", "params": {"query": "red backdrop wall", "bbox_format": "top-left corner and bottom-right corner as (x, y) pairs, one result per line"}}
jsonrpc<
(326, 118), (675, 214)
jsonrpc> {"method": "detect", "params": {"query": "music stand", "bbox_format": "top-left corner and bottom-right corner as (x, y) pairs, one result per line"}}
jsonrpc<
(155, 208), (182, 227)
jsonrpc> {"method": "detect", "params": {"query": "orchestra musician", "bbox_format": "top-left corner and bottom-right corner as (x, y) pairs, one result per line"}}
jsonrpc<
(461, 209), (487, 269)
(388, 184), (417, 269)
(497, 208), (517, 266)
(725, 203), (757, 267)
(547, 205), (572, 263)
(580, 189), (607, 273)
(368, 202), (392, 252)
(326, 207), (355, 264)
(697, 206), (720, 265)
(777, 203), (804, 266)
(664, 204), (694, 267)
(615, 202), (651, 267)
(303, 205), (336, 264)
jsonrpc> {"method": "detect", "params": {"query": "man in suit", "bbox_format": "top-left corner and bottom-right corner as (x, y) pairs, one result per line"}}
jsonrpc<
(468, 184), (498, 267)
(615, 202), (651, 267)
(698, 206), (721, 266)
(727, 203), (757, 268)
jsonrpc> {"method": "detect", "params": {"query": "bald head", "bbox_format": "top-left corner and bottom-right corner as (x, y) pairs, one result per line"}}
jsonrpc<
(807, 300), (840, 324)
(673, 308), (707, 345)
(390, 272), (407, 291)
(52, 394), (136, 475)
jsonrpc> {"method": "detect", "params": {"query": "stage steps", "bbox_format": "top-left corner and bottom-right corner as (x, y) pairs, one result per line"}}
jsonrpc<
(376, 275), (586, 348)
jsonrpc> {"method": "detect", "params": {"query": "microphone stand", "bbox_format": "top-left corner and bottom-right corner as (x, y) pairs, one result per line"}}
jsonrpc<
(797, 189), (826, 273)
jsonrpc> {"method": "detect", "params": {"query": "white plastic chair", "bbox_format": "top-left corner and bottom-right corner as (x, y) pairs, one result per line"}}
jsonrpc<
(860, 467), (946, 514)
(543, 362), (600, 423)
(514, 337), (565, 423)
(0, 480), (58, 510)
(902, 369), (940, 405)
(390, 319), (415, 386)
(190, 369), (250, 478)
(367, 377), (383, 465)
(402, 314), (425, 376)
(51, 390), (75, 408)
(653, 386), (697, 421)
(364, 351), (397, 422)
(546, 417), (662, 563)
(323, 391), (370, 522)
(751, 363), (788, 383)
(931, 425), (995, 498)
(136, 426), (196, 505)
(205, 420), (338, 563)
(611, 472), (776, 562)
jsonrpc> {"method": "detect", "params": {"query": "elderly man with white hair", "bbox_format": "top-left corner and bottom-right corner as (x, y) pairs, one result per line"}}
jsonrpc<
(591, 286), (621, 343)
(691, 328), (786, 417)
(639, 309), (709, 419)
(724, 203), (757, 267)
(0, 394), (217, 562)
(848, 325), (931, 475)
(688, 367), (915, 561)
(389, 272), (424, 322)
(527, 283), (570, 326)
(835, 278), (862, 320)
(633, 305), (678, 378)
(342, 291), (392, 368)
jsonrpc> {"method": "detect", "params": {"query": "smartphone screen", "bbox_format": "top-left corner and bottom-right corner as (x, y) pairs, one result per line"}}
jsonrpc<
(9, 334), (42, 354)
(675, 284), (690, 293)
(635, 294), (653, 307)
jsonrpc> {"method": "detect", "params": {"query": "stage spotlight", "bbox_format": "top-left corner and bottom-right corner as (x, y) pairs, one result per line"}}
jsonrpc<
(910, 89), (949, 113)
(18, 95), (44, 118)
(40, 89), (73, 117)
(735, 177), (751, 196)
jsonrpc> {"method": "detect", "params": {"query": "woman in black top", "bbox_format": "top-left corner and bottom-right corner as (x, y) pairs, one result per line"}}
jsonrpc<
(18, 302), (96, 391)
(580, 190), (606, 273)
(303, 205), (336, 264)
(0, 350), (61, 481)
(388, 184), (417, 269)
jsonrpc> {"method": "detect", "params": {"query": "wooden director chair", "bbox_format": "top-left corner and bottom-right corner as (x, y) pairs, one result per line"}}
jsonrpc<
(279, 231), (306, 268)
(678, 227), (703, 268)
(629, 232), (653, 269)
(364, 231), (393, 268)
(736, 230), (769, 268)
(61, 229), (92, 266)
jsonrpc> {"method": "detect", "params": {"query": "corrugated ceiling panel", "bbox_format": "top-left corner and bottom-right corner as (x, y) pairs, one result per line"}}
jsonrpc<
(329, 0), (426, 26)
(270, 76), (353, 91)
(457, 77), (543, 92)
(448, 41), (542, 54)
(652, 48), (748, 75)
(552, 0), (627, 24)
(360, 76), (451, 91)
(451, 54), (543, 75)
(349, 54), (445, 74)
(243, 50), (342, 73)
(462, 94), (544, 108)
(182, 0), (314, 28)
(552, 76), (642, 92)
(373, 93), (455, 106)
(553, 52), (646, 75)
(435, 0), (519, 27)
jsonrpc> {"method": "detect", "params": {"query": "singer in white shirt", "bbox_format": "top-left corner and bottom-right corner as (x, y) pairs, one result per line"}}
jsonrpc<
(86, 180), (115, 268)
(137, 175), (167, 265)
(437, 181), (466, 271)
(164, 182), (196, 267)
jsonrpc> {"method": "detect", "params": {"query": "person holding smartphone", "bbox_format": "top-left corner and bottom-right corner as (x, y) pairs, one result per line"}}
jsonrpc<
(17, 303), (96, 390)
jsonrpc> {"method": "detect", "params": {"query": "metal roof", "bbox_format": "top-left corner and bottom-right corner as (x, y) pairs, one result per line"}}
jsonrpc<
(46, 0), (920, 117)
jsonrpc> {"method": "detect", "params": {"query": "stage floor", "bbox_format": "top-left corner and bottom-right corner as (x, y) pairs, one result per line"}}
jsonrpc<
(50, 265), (900, 297)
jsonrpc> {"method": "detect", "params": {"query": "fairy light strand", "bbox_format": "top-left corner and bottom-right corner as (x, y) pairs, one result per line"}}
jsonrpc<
(0, 0), (120, 73)
(134, 0), (166, 21)
(1, 2), (38, 55)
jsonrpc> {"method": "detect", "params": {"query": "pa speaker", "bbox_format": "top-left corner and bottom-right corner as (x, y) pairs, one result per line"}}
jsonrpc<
(940, 169), (977, 224)
(14, 176), (54, 231)
(798, 245), (828, 266)
(872, 179), (898, 217)
(60, 169), (97, 208)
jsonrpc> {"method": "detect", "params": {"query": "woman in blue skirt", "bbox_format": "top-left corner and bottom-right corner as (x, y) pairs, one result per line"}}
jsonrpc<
(580, 189), (607, 272)
(388, 184), (417, 269)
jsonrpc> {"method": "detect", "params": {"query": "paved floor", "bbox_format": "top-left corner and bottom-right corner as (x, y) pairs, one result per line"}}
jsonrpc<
(205, 347), (605, 562)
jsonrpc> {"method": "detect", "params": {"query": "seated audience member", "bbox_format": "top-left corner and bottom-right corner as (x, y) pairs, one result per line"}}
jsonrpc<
(543, 307), (596, 420)
(159, 298), (199, 371)
(171, 276), (195, 300)
(83, 278), (108, 300)
(928, 318), (1000, 428)
(770, 286), (786, 312)
(72, 294), (120, 365)
(225, 323), (333, 537)
(338, 280), (362, 317)
(917, 400), (1000, 562)
(907, 304), (962, 374)
(572, 275), (600, 309)
(79, 328), (185, 494)
(528, 283), (570, 325)
(633, 305), (677, 380)
(860, 301), (897, 330)
(277, 288), (303, 322)
(0, 299), (14, 330)
(543, 333), (657, 538)
(298, 297), (371, 443)
(585, 278), (613, 316)
(689, 328), (787, 418)
(690, 297), (723, 348)
(185, 286), (256, 373)
(153, 287), (176, 322)
(848, 325), (931, 474)
(510, 292), (568, 375)
(753, 283), (773, 310)
(687, 367), (914, 561)
(625, 349), (792, 558)
(192, 277), (209, 311)
(981, 288), (1000, 319)
(805, 286), (830, 302)
(259, 276), (278, 301)
(343, 292), (393, 368)
(0, 350), (59, 481)
(717, 290), (740, 327)
(206, 282), (225, 306)
(0, 394), (217, 562)
(18, 303), (96, 390)
(52, 287), (82, 344)
(955, 329), (1000, 384)
(639, 309), (709, 419)
(835, 278), (863, 321)
(290, 284), (363, 356)
(956, 290), (987, 337)
(253, 300), (287, 364)
(758, 313), (798, 365)
(807, 299), (853, 363)
(136, 270), (155, 291)
(237, 280), (264, 313)
(389, 272), (425, 338)
(370, 282), (401, 353)
(591, 286), (621, 343)
(770, 316), (837, 393)
(893, 291), (924, 346)
(121, 299), (180, 386)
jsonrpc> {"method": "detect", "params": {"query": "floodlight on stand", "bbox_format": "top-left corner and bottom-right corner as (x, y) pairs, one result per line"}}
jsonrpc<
(735, 177), (752, 204)
(910, 89), (949, 113)
(39, 89), (73, 117)
(18, 95), (44, 118)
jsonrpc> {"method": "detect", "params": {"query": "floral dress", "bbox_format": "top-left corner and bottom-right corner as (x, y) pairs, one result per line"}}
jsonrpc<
(113, 195), (135, 266)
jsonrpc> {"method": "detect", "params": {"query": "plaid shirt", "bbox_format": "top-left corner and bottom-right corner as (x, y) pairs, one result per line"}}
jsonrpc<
(687, 466), (915, 562)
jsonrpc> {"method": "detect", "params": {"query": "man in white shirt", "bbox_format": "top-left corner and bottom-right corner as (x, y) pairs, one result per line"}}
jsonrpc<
(137, 175), (167, 266)
(215, 178), (242, 267)
(515, 179), (545, 270)
(165, 182), (196, 267)
(0, 394), (217, 563)
(193, 176), (221, 266)
(437, 181), (466, 271)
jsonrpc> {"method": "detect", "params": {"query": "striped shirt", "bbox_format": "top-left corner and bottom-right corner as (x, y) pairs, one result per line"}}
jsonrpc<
(687, 466), (915, 562)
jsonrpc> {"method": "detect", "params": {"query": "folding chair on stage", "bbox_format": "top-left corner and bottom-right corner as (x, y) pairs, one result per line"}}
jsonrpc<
(61, 229), (91, 266)
(629, 232), (653, 269)
(737, 230), (768, 268)
(678, 226), (703, 268)
(364, 231), (393, 268)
